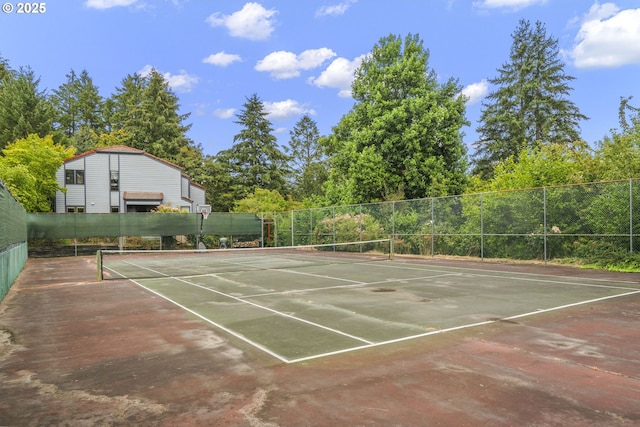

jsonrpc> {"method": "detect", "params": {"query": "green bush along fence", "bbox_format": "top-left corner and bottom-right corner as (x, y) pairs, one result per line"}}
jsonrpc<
(0, 179), (28, 301)
(265, 179), (640, 263)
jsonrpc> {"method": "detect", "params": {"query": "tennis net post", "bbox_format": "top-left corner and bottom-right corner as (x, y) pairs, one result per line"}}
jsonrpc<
(96, 249), (103, 281)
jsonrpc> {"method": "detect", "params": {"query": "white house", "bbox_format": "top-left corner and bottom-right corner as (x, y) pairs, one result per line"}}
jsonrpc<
(55, 145), (206, 213)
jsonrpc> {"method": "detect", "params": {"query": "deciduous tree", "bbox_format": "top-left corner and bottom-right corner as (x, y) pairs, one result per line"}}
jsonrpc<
(0, 134), (74, 212)
(233, 188), (297, 214)
(474, 142), (595, 192)
(324, 33), (468, 204)
(593, 97), (640, 180)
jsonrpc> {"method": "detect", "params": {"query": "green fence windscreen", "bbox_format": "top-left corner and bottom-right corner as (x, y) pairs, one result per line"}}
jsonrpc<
(27, 212), (262, 239)
(0, 179), (28, 301)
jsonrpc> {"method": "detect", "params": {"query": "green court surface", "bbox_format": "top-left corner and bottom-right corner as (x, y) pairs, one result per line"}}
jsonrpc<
(103, 253), (640, 363)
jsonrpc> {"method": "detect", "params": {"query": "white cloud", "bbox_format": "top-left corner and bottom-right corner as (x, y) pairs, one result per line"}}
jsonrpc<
(206, 2), (277, 41)
(203, 51), (242, 67)
(473, 0), (547, 11)
(255, 48), (336, 79)
(139, 65), (199, 93)
(315, 0), (357, 17)
(461, 80), (489, 104)
(264, 99), (316, 121)
(309, 55), (366, 98)
(568, 4), (640, 68)
(193, 103), (208, 117)
(85, 0), (138, 9)
(213, 108), (236, 119)
(165, 70), (199, 93)
(582, 1), (620, 21)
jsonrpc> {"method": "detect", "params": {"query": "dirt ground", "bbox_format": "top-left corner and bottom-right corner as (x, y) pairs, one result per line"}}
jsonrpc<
(1, 256), (639, 426)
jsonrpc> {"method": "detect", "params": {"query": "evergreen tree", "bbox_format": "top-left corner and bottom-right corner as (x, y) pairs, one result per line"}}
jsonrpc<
(285, 114), (327, 198)
(108, 69), (192, 162)
(110, 73), (145, 132)
(473, 20), (588, 178)
(0, 55), (11, 82)
(204, 156), (235, 212)
(69, 126), (99, 153)
(324, 33), (468, 204)
(217, 94), (291, 201)
(138, 69), (192, 160)
(51, 69), (105, 140)
(0, 67), (55, 149)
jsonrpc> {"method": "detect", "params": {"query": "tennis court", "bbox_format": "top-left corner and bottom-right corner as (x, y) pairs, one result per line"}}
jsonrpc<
(99, 240), (640, 364)
(3, 254), (640, 425)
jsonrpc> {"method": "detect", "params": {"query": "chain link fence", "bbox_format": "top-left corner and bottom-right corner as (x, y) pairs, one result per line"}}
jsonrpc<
(265, 179), (640, 262)
(5, 177), (640, 296)
(0, 179), (28, 301)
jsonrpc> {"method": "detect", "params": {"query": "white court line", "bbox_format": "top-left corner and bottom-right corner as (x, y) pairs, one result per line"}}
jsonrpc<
(241, 272), (460, 299)
(372, 259), (640, 285)
(127, 277), (289, 363)
(171, 275), (374, 343)
(110, 260), (374, 346)
(287, 288), (640, 364)
(368, 262), (640, 291)
(207, 251), (395, 277)
(287, 320), (497, 364)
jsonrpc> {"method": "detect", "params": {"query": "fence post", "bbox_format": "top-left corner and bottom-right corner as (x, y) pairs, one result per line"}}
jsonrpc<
(359, 204), (363, 243)
(289, 210), (293, 246)
(309, 208), (313, 245)
(392, 200), (395, 237)
(272, 211), (276, 247)
(543, 187), (547, 264)
(630, 178), (633, 254)
(261, 212), (264, 248)
(431, 197), (435, 257)
(480, 193), (484, 261)
(332, 206), (336, 245)
(73, 214), (78, 256)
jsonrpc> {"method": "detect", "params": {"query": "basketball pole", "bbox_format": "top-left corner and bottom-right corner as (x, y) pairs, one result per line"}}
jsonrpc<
(196, 204), (211, 250)
(199, 212), (203, 242)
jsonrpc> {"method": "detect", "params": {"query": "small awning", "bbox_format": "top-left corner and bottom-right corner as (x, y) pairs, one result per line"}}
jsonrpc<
(123, 191), (163, 201)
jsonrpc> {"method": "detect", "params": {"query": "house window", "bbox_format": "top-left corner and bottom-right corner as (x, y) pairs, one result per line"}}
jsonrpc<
(65, 170), (85, 185)
(111, 206), (119, 213)
(110, 171), (119, 191)
(67, 206), (85, 213)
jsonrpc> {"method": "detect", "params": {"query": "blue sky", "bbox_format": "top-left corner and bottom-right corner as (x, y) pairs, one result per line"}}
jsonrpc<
(1, 0), (639, 157)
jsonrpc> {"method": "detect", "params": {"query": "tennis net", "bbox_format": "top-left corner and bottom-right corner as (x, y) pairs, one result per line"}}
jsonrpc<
(97, 238), (393, 280)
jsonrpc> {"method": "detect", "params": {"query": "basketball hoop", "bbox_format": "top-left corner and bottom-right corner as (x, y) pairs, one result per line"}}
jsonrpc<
(197, 204), (211, 220)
